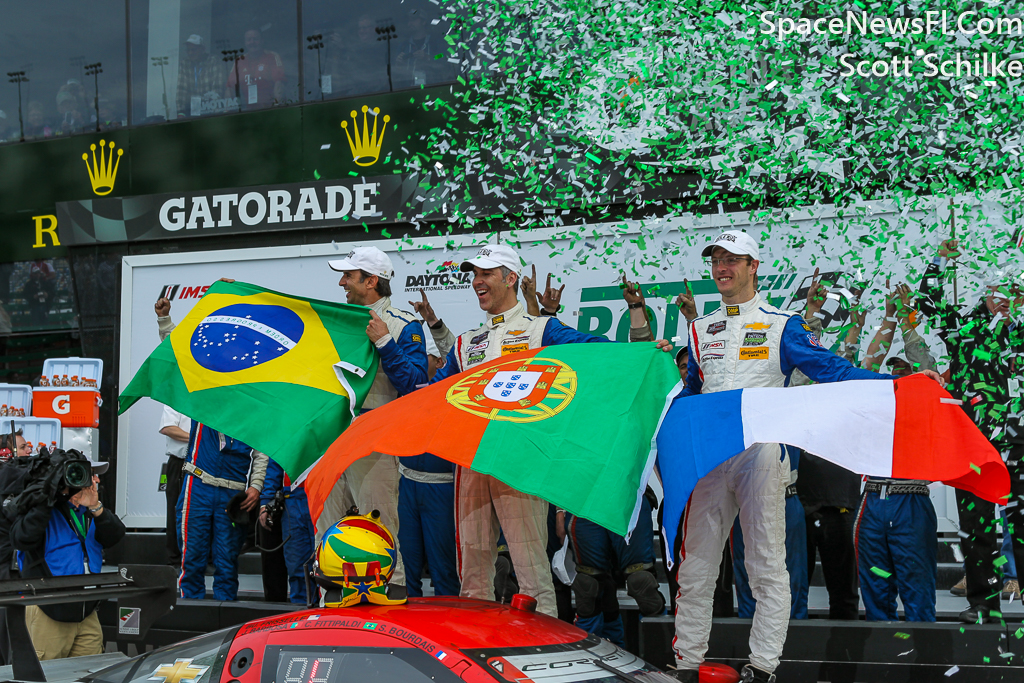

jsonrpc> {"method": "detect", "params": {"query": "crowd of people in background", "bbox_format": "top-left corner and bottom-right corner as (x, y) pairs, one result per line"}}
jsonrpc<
(0, 9), (455, 144)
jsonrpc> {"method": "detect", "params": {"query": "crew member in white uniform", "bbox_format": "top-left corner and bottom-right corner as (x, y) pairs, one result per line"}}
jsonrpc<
(320, 246), (429, 598)
(667, 231), (940, 683)
(376, 244), (608, 616)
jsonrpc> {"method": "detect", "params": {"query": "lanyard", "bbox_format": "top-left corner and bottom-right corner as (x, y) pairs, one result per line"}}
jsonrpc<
(68, 507), (87, 539)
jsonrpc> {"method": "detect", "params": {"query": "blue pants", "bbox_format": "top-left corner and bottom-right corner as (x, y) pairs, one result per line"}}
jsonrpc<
(567, 497), (656, 645)
(176, 477), (245, 600)
(855, 491), (937, 621)
(282, 494), (315, 604)
(733, 494), (809, 619)
(398, 477), (459, 597)
(1002, 509), (1018, 580)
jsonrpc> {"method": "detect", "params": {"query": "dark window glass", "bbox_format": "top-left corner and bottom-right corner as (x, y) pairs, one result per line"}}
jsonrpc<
(0, 259), (77, 335)
(0, 1), (128, 143)
(130, 0), (299, 124)
(302, 0), (460, 102)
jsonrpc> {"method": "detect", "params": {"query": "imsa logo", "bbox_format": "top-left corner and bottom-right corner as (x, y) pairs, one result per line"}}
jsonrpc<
(445, 357), (576, 423)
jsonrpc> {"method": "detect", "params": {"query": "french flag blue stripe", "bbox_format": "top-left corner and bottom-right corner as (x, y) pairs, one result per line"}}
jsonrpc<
(656, 389), (746, 564)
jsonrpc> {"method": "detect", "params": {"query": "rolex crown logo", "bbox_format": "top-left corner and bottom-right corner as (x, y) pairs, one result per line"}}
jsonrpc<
(341, 106), (390, 167)
(82, 140), (124, 196)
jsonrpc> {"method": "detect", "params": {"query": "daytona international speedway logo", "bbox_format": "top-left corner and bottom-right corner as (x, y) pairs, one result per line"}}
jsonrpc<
(445, 357), (576, 423)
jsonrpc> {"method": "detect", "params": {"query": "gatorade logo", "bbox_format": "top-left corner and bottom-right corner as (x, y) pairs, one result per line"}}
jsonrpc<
(53, 395), (71, 414)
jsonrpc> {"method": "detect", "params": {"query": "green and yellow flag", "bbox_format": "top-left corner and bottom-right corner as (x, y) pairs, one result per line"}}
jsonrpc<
(119, 281), (379, 477)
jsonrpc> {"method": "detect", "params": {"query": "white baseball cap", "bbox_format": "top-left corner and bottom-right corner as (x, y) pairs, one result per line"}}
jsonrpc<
(701, 230), (760, 261)
(185, 34), (203, 45)
(328, 246), (395, 280)
(459, 244), (521, 274)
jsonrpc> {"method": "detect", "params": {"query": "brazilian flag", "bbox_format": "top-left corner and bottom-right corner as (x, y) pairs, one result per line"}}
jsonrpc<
(119, 281), (379, 478)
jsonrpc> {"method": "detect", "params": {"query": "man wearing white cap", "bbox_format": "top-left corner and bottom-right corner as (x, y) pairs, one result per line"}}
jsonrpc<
(377, 243), (609, 617)
(319, 246), (428, 599)
(666, 231), (942, 683)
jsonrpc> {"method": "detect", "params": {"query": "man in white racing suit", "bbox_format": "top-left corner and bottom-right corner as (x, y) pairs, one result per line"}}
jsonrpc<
(319, 246), (429, 599)
(667, 231), (942, 683)
(376, 243), (610, 616)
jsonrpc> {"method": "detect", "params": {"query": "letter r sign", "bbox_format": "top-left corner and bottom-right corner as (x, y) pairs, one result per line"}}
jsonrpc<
(33, 214), (61, 248)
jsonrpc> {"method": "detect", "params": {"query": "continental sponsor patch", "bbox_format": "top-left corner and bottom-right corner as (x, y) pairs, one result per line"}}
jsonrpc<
(725, 305), (740, 316)
(743, 331), (768, 346)
(501, 343), (529, 356)
(411, 334), (422, 342)
(701, 340), (725, 351)
(739, 347), (769, 360)
(743, 322), (772, 330)
(707, 321), (727, 335)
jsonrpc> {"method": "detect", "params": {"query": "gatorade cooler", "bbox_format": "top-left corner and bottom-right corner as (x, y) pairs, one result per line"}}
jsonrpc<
(0, 383), (32, 417)
(32, 357), (103, 428)
(9, 416), (63, 453)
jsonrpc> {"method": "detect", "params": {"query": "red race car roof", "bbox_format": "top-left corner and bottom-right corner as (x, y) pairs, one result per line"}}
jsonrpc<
(235, 597), (587, 650)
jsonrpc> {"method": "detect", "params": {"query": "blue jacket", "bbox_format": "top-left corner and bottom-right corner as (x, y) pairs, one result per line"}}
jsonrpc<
(375, 316), (429, 397)
(13, 501), (125, 622)
(187, 422), (257, 483)
(261, 459), (307, 505)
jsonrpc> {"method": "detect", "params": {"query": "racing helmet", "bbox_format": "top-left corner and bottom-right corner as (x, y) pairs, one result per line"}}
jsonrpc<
(314, 509), (406, 607)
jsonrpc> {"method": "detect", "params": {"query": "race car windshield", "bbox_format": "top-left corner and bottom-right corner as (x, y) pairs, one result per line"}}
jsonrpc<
(82, 626), (239, 683)
(462, 634), (676, 683)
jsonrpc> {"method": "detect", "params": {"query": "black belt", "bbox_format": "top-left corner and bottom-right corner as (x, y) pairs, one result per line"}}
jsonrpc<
(864, 480), (930, 497)
(785, 484), (798, 498)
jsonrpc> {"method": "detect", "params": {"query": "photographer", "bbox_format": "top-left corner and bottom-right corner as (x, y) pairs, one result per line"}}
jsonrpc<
(10, 455), (125, 660)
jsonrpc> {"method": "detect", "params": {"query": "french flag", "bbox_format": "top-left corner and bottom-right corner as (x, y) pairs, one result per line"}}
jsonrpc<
(656, 375), (1010, 565)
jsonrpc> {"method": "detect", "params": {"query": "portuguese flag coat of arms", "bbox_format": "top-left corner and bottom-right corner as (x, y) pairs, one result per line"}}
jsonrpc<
(305, 343), (681, 537)
(119, 280), (379, 478)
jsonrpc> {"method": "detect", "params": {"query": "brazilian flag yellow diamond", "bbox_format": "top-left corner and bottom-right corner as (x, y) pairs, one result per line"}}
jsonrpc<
(171, 291), (344, 395)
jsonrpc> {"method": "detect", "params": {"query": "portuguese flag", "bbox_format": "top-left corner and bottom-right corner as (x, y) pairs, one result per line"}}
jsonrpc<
(119, 281), (379, 478)
(305, 343), (681, 537)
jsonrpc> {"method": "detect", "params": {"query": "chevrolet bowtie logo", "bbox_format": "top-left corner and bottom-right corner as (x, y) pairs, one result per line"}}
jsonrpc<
(743, 323), (773, 330)
(149, 659), (209, 683)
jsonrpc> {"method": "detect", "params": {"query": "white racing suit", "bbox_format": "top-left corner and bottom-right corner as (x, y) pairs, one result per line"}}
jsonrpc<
(317, 297), (428, 587)
(387, 302), (606, 616)
(672, 294), (889, 674)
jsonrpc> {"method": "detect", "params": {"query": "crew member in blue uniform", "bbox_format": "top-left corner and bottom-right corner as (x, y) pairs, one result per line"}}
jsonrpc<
(177, 422), (267, 600)
(260, 459), (316, 604)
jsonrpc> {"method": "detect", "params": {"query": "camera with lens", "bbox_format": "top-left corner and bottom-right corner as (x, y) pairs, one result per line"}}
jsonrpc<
(1, 448), (93, 519)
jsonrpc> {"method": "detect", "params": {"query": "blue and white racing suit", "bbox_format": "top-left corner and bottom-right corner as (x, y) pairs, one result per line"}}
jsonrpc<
(176, 422), (267, 600)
